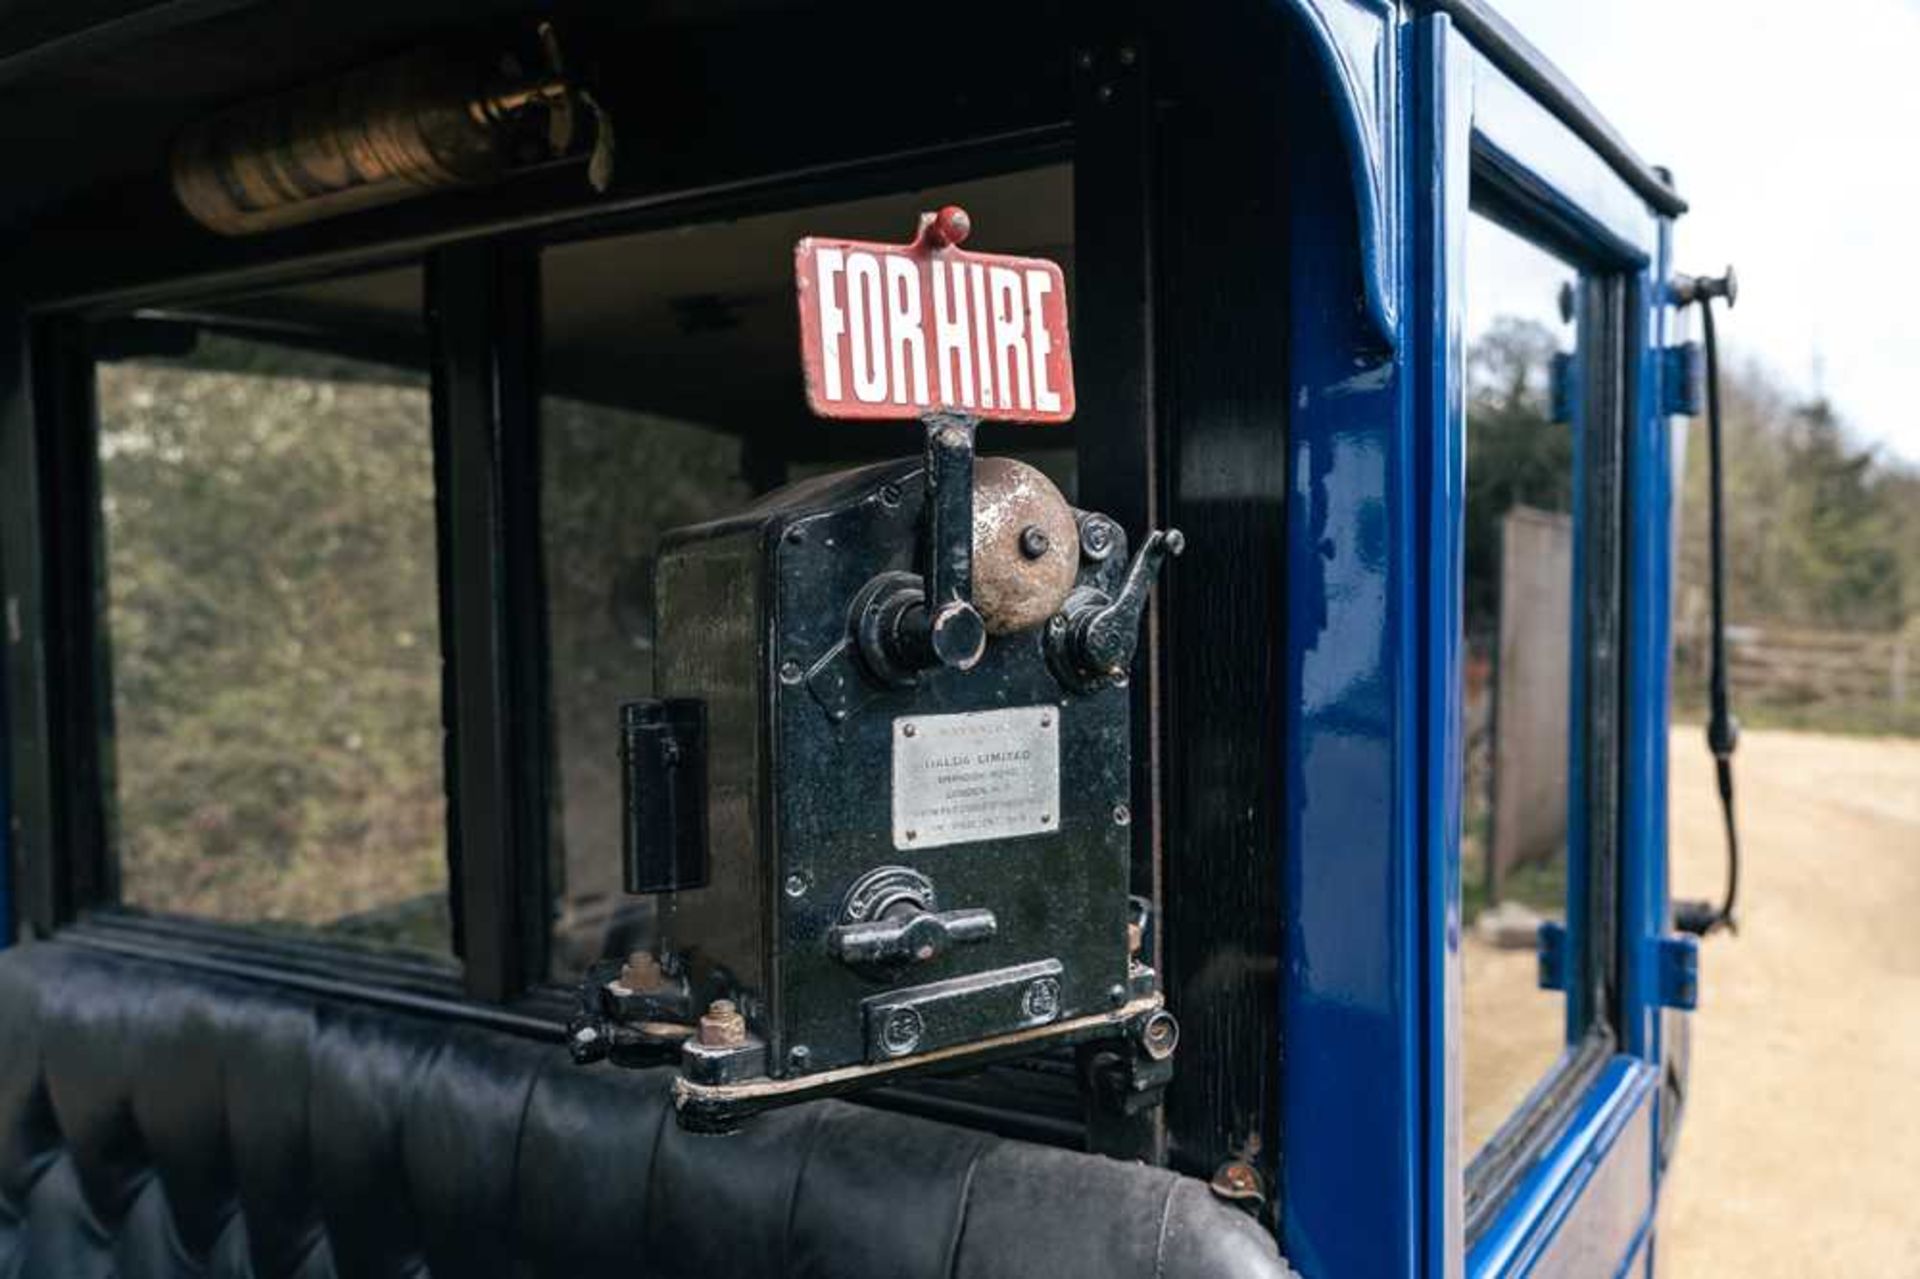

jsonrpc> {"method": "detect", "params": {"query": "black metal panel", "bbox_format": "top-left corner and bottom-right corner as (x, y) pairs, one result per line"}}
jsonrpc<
(1152, 5), (1290, 1190)
(1070, 2), (1161, 909)
(0, 313), (112, 935)
(429, 243), (553, 1000)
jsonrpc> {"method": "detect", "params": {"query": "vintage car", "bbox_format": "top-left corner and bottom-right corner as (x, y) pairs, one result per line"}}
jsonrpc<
(0, 0), (1733, 1274)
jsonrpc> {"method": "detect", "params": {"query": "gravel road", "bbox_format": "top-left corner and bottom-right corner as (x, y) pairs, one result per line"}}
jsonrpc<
(1658, 727), (1920, 1275)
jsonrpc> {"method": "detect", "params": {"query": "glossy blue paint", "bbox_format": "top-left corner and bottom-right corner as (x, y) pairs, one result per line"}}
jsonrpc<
(1273, 0), (1403, 347)
(1412, 17), (1473, 1279)
(1655, 936), (1699, 1012)
(1623, 217), (1680, 1068)
(1277, 30), (1421, 1268)
(1536, 921), (1569, 993)
(1468, 1057), (1660, 1274)
(1274, 4), (1690, 1274)
(1659, 342), (1703, 417)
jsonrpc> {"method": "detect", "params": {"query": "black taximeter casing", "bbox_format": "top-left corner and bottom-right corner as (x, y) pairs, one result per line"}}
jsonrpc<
(653, 457), (1133, 1078)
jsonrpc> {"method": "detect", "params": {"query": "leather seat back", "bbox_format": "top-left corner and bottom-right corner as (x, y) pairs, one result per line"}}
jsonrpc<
(0, 941), (1287, 1278)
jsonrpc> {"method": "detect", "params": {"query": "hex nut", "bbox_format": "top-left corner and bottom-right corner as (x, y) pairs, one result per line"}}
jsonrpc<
(698, 999), (748, 1048)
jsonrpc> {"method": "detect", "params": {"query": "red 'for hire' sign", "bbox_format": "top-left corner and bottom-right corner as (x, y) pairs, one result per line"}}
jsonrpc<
(794, 205), (1075, 424)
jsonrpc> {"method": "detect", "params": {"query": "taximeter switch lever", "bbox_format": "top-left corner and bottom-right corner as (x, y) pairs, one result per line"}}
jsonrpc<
(861, 412), (989, 679)
(921, 411), (979, 623)
(1051, 529), (1184, 688)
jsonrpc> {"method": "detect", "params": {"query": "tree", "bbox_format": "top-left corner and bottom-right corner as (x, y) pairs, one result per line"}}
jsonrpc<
(1464, 317), (1573, 639)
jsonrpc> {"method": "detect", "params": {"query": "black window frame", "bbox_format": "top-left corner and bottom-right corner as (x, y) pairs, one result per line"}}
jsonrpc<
(1458, 153), (1640, 1235)
(0, 132), (1119, 1019)
(0, 4), (1292, 1184)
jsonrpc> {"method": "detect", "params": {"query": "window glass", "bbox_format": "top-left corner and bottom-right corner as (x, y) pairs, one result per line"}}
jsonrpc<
(540, 165), (1073, 977)
(1459, 213), (1582, 1153)
(95, 266), (450, 952)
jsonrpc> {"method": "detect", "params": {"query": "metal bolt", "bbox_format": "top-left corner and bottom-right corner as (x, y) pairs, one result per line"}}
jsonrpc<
(619, 950), (666, 992)
(698, 999), (748, 1048)
(902, 723), (917, 738)
(879, 1007), (924, 1057)
(1140, 1010), (1179, 1061)
(1209, 1160), (1265, 1204)
(1080, 516), (1116, 561)
(784, 872), (810, 899)
(788, 1044), (812, 1071)
(778, 659), (803, 685)
(905, 829), (918, 842)
(1113, 803), (1132, 827)
(1040, 714), (1052, 728)
(1021, 976), (1062, 1022)
(879, 481), (904, 507)
(1040, 813), (1052, 825)
(1108, 983), (1128, 1007)
(1019, 524), (1052, 560)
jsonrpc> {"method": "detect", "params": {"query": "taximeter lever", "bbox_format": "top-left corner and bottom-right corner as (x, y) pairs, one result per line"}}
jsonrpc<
(921, 413), (981, 635)
(1051, 529), (1185, 689)
(859, 413), (989, 680)
(827, 906), (999, 969)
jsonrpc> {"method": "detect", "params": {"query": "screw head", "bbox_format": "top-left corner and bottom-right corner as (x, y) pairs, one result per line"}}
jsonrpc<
(1113, 803), (1132, 827)
(778, 659), (803, 685)
(787, 1044), (812, 1071)
(878, 481), (904, 507)
(1079, 516), (1116, 561)
(1108, 983), (1128, 1007)
(879, 1007), (925, 1057)
(902, 722), (917, 738)
(1210, 1161), (1264, 1203)
(1019, 524), (1052, 560)
(1021, 976), (1062, 1023)
(784, 872), (810, 899)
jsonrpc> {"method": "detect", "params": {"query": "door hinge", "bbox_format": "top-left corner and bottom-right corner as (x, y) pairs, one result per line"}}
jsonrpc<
(1661, 341), (1703, 416)
(1657, 933), (1700, 1010)
(1549, 351), (1576, 424)
(1535, 920), (1568, 992)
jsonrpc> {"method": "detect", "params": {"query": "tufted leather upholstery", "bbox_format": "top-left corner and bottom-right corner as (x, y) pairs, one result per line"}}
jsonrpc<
(0, 940), (1287, 1278)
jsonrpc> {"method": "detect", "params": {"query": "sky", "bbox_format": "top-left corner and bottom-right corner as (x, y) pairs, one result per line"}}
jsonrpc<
(1486, 0), (1920, 463)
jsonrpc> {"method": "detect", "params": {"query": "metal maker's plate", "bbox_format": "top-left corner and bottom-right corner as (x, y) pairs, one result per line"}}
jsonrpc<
(891, 705), (1060, 850)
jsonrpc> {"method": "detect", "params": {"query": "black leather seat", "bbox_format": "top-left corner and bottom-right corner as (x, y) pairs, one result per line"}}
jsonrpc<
(0, 941), (1288, 1278)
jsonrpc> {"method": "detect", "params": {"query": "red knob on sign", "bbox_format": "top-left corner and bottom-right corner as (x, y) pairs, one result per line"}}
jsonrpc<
(928, 205), (971, 248)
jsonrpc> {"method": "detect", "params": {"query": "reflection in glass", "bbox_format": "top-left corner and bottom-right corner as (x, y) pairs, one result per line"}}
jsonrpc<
(97, 272), (450, 952)
(1460, 214), (1580, 1153)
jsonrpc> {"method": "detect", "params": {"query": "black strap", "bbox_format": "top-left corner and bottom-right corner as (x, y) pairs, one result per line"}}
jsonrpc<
(1676, 290), (1740, 937)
